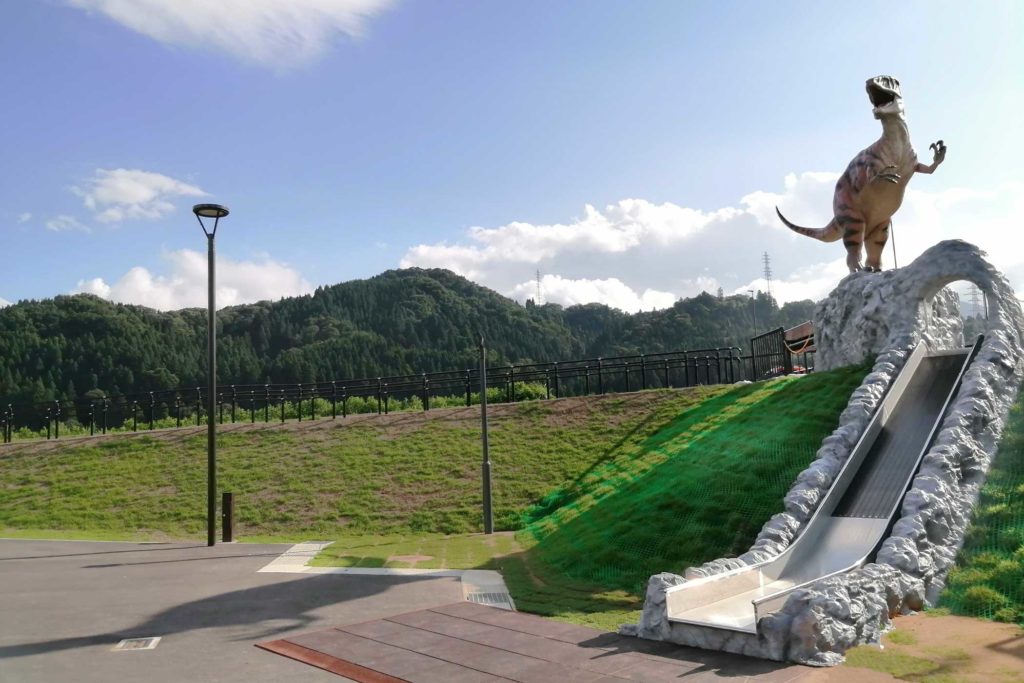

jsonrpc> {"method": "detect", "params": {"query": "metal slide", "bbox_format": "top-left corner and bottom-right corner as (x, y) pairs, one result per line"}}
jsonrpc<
(663, 340), (978, 634)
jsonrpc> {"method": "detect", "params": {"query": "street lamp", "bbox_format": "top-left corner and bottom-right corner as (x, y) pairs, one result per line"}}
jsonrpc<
(193, 203), (229, 547)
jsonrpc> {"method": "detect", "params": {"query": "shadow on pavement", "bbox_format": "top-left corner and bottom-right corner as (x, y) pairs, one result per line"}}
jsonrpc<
(0, 571), (450, 659)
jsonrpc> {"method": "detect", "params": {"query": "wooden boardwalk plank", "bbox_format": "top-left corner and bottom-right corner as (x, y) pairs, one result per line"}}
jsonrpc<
(257, 602), (807, 683)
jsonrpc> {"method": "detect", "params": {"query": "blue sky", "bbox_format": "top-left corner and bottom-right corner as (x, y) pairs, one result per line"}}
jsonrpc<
(1, 1), (1021, 312)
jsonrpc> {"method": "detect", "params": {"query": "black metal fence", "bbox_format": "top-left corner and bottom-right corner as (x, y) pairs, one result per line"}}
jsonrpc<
(2, 331), (811, 443)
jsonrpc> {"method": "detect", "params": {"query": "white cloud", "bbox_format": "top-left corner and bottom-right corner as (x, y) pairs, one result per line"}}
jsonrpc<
(402, 174), (1024, 309)
(734, 259), (849, 304)
(401, 199), (739, 279)
(0, 297), (11, 308)
(17, 212), (31, 223)
(67, 0), (395, 69)
(509, 275), (678, 313)
(74, 248), (314, 310)
(45, 215), (91, 232)
(73, 168), (206, 223)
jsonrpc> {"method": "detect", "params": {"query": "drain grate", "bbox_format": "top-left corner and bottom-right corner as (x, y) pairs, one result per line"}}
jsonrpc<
(466, 592), (515, 611)
(112, 637), (161, 651)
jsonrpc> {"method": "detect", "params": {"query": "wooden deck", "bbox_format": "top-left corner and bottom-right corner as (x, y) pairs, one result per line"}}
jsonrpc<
(258, 602), (812, 682)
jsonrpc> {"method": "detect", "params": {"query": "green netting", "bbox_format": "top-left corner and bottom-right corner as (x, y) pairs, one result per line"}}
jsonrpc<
(517, 364), (868, 596)
(940, 385), (1024, 625)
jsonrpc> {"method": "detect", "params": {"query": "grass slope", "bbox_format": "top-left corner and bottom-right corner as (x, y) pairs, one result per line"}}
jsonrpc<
(491, 364), (867, 627)
(0, 389), (726, 539)
(940, 383), (1024, 625)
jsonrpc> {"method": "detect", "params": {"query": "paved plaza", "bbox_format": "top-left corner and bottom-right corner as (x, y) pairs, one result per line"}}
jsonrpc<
(0, 539), (463, 683)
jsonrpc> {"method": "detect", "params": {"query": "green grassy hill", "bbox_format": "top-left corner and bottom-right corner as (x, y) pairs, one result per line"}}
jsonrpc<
(0, 388), (730, 539)
(940, 387), (1024, 625)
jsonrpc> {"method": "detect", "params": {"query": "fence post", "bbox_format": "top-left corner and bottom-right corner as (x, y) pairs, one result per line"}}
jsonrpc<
(89, 404), (95, 436)
(640, 355), (647, 390)
(552, 362), (559, 398)
(231, 386), (237, 423)
(46, 407), (52, 440)
(296, 384), (302, 422)
(584, 365), (591, 394)
(195, 388), (202, 426)
(624, 361), (630, 392)
(664, 359), (671, 388)
(465, 370), (472, 406)
(422, 374), (429, 411)
(341, 386), (347, 418)
(310, 387), (316, 420)
(149, 393), (155, 430)
(250, 390), (256, 423)
(597, 358), (604, 394)
(103, 398), (109, 434)
(383, 384), (389, 415)
(331, 382), (337, 419)
(544, 369), (551, 399)
(132, 401), (138, 431)
(376, 378), (382, 415)
(280, 389), (285, 423)
(54, 401), (61, 439)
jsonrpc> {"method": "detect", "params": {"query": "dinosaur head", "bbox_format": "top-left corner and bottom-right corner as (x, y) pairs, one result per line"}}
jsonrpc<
(866, 75), (904, 119)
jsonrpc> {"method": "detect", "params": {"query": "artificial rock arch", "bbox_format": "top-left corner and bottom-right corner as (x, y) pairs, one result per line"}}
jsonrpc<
(628, 241), (1024, 665)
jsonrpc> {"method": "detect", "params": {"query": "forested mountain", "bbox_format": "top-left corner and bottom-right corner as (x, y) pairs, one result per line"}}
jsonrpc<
(0, 268), (814, 405)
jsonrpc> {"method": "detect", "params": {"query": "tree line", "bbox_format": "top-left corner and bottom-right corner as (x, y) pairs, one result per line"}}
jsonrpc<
(0, 267), (814, 407)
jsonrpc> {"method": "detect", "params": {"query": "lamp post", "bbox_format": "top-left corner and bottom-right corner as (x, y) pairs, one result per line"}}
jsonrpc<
(193, 203), (229, 547)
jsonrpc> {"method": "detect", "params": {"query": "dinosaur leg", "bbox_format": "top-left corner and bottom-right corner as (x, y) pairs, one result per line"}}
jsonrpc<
(840, 216), (867, 272)
(864, 221), (890, 272)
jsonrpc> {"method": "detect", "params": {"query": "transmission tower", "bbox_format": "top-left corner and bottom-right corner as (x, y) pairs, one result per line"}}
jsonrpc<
(535, 269), (543, 305)
(969, 285), (982, 318)
(762, 252), (773, 301)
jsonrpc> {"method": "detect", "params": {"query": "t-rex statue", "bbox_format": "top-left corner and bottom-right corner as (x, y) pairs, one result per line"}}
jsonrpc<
(776, 75), (946, 272)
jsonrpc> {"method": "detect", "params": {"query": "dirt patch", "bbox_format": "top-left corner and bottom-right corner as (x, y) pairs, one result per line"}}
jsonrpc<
(803, 613), (1024, 682)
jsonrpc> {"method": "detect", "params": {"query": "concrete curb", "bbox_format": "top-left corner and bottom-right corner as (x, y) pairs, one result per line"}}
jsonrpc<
(258, 542), (515, 610)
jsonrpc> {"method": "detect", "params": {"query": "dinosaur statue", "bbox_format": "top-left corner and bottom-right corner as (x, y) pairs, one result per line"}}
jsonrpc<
(776, 75), (946, 272)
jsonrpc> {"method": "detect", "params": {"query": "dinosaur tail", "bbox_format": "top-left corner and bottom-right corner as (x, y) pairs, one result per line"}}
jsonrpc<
(776, 207), (843, 243)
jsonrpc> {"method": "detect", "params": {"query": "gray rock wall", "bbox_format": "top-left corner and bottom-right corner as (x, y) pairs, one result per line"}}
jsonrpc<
(625, 241), (1024, 665)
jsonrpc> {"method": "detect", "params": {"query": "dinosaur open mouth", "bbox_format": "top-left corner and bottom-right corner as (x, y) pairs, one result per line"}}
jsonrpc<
(867, 83), (897, 107)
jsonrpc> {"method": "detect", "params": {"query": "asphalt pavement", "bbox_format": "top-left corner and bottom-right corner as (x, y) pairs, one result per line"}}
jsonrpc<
(0, 539), (464, 683)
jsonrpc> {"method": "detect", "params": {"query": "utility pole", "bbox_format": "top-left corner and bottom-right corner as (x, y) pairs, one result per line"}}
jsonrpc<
(479, 334), (493, 534)
(747, 289), (757, 339)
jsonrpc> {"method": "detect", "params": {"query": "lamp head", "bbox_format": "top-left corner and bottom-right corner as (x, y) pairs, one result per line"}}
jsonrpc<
(193, 204), (229, 219)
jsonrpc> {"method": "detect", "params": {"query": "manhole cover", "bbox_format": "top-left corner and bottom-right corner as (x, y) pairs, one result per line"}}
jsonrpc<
(112, 637), (161, 651)
(466, 592), (515, 611)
